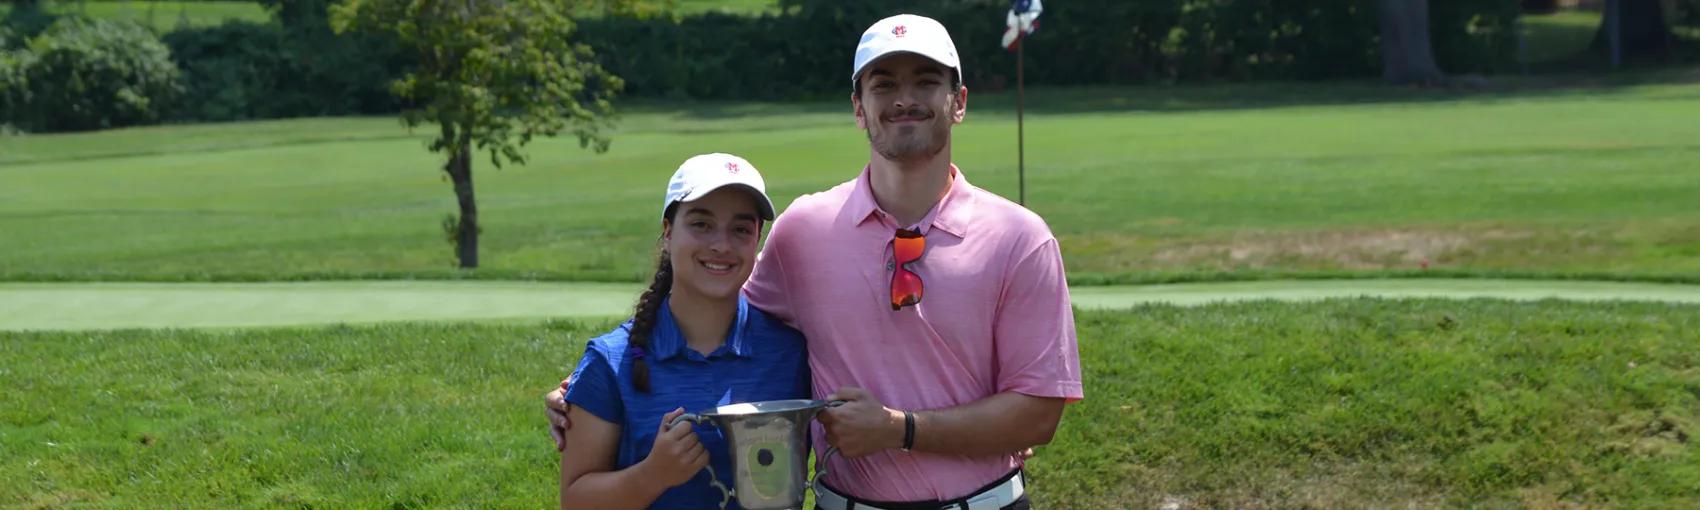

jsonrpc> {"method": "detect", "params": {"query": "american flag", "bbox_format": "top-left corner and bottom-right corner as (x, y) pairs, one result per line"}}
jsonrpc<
(1002, 0), (1043, 51)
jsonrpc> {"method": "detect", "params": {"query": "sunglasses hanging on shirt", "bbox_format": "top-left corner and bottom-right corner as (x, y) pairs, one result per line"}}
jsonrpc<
(890, 228), (925, 310)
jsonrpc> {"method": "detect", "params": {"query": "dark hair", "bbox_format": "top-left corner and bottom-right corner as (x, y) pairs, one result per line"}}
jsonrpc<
(628, 235), (673, 393)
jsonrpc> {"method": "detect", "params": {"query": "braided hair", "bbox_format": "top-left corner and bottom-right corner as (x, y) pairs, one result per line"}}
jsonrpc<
(627, 234), (673, 393)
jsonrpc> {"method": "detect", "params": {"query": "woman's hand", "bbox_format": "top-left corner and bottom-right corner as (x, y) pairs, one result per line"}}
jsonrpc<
(640, 408), (710, 487)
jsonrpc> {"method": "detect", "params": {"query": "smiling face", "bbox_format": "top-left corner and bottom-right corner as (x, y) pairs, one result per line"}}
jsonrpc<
(853, 52), (967, 164)
(663, 186), (765, 303)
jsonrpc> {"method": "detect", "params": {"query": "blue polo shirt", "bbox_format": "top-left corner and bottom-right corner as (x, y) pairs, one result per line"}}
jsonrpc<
(564, 294), (811, 510)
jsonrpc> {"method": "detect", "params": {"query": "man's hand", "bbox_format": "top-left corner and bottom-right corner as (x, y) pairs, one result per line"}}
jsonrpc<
(817, 387), (904, 459)
(547, 377), (574, 451)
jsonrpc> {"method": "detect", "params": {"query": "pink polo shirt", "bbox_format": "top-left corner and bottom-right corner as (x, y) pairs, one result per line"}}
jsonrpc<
(743, 164), (1084, 502)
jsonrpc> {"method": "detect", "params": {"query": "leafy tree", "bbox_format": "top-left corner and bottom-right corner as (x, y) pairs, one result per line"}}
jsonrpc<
(330, 0), (629, 268)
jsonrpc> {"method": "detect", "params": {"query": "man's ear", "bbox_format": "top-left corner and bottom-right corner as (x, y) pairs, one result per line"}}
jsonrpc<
(951, 85), (968, 124)
(661, 219), (672, 242)
(853, 93), (868, 131)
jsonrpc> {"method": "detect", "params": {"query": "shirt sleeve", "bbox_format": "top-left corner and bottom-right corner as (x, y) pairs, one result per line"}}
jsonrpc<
(994, 237), (1085, 402)
(743, 211), (797, 326)
(563, 345), (625, 425)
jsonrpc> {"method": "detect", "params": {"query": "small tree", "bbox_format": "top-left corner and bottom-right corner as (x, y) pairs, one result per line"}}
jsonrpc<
(330, 0), (628, 268)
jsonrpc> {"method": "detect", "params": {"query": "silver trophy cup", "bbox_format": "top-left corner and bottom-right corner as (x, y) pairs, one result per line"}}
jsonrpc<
(667, 399), (845, 510)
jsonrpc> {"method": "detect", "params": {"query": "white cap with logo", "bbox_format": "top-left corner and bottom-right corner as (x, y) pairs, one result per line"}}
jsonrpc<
(663, 153), (777, 221)
(852, 14), (962, 86)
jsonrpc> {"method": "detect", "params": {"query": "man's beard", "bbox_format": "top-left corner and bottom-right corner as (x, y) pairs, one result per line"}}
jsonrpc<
(869, 106), (950, 163)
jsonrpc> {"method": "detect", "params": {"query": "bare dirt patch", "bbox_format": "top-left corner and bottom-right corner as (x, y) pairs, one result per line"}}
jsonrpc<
(1058, 224), (1653, 273)
(1149, 228), (1535, 269)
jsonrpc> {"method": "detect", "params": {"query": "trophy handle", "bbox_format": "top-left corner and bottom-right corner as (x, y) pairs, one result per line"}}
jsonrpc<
(808, 445), (839, 493)
(807, 400), (848, 493)
(666, 413), (735, 509)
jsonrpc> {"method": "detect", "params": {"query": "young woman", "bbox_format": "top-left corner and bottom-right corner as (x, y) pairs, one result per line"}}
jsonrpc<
(559, 153), (811, 510)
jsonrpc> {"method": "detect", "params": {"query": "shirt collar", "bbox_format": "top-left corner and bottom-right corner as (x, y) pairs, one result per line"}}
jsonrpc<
(848, 163), (977, 238)
(647, 294), (754, 361)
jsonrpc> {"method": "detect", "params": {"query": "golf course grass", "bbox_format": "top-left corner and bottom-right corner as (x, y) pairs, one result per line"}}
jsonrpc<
(7, 278), (1700, 331)
(4, 24), (1699, 507)
(4, 298), (1696, 508)
(4, 74), (1700, 285)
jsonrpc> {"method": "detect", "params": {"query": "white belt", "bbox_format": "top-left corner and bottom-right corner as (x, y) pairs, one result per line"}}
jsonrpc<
(813, 472), (1025, 510)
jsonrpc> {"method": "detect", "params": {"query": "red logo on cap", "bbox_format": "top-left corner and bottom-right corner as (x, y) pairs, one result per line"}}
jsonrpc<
(726, 162), (740, 174)
(893, 25), (907, 37)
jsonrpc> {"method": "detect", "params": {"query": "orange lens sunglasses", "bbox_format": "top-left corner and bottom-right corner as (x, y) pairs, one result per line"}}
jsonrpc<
(890, 228), (925, 310)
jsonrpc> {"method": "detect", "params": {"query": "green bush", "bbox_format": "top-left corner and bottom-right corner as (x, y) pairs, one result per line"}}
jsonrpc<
(11, 17), (182, 133)
(157, 20), (290, 122)
(1, 41), (28, 132)
(161, 20), (408, 122)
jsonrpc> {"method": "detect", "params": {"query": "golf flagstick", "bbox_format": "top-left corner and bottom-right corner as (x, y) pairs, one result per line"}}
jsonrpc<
(1002, 0), (1040, 206)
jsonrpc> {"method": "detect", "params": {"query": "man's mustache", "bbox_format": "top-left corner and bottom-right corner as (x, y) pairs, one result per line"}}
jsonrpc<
(883, 107), (933, 122)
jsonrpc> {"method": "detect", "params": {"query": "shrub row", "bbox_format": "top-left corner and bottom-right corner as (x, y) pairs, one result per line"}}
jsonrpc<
(580, 0), (1524, 101)
(1, 0), (1532, 133)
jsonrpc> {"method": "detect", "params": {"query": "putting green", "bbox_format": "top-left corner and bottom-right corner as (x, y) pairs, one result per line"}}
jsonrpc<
(4, 278), (1699, 331)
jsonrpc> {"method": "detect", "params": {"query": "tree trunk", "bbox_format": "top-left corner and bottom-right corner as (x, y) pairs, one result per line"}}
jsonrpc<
(1589, 0), (1673, 60)
(1378, 0), (1447, 86)
(443, 123), (479, 269)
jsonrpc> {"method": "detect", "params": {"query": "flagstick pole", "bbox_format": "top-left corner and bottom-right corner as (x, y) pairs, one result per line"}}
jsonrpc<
(1017, 30), (1026, 207)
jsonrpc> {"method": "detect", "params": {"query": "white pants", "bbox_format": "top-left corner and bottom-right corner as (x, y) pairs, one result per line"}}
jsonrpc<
(812, 471), (1026, 510)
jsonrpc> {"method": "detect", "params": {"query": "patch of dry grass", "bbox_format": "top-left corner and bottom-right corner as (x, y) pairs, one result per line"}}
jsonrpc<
(1061, 221), (1700, 274)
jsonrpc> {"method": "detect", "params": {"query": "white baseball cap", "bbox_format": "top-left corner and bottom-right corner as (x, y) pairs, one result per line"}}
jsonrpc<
(663, 153), (777, 221)
(852, 14), (962, 86)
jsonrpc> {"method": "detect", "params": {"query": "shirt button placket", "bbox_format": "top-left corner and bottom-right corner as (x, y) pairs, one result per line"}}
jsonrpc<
(704, 352), (719, 407)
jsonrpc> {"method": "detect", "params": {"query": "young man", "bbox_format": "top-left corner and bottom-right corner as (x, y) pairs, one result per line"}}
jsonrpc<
(549, 14), (1083, 510)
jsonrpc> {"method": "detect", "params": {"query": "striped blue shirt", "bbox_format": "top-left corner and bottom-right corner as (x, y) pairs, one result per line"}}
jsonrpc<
(564, 295), (811, 510)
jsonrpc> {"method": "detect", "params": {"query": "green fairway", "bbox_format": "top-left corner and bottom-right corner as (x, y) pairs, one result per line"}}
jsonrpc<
(4, 76), (1700, 284)
(0, 1), (271, 31)
(676, 0), (778, 15)
(1520, 10), (1605, 64)
(7, 278), (1700, 331)
(3, 299), (1695, 508)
